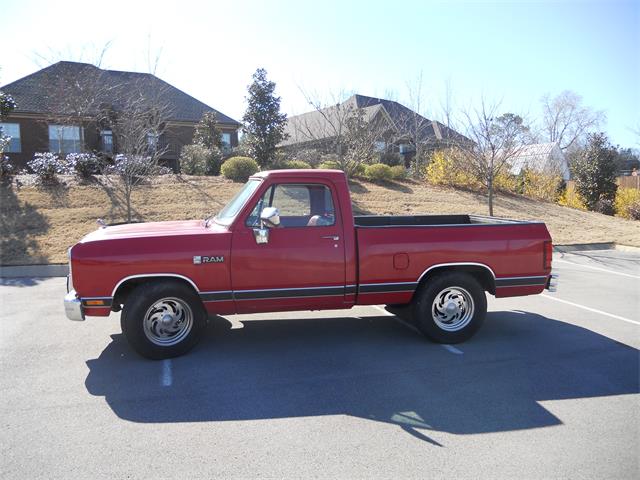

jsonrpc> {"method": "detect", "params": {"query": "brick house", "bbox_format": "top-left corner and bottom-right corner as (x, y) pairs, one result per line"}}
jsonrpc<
(0, 61), (241, 170)
(280, 94), (469, 167)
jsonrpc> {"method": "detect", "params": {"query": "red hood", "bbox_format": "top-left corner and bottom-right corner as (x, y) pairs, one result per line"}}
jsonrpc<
(80, 219), (227, 243)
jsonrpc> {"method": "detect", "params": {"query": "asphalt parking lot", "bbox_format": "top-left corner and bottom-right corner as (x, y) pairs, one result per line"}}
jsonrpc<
(1, 250), (638, 479)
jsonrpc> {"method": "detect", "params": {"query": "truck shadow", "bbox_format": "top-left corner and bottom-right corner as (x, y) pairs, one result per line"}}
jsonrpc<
(85, 311), (639, 445)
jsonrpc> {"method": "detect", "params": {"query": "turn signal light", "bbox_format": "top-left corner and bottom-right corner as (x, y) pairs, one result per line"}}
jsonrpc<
(85, 300), (106, 306)
(543, 241), (553, 270)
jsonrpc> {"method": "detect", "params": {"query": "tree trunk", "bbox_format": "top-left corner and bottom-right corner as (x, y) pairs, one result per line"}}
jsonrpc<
(488, 176), (494, 216)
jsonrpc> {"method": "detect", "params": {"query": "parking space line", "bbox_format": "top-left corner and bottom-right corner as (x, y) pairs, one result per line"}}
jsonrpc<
(441, 344), (464, 355)
(161, 359), (173, 387)
(373, 305), (395, 316)
(541, 294), (639, 326)
(554, 258), (640, 279)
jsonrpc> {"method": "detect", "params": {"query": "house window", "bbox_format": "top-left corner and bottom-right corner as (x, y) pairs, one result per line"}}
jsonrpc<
(221, 133), (231, 148)
(374, 141), (386, 152)
(147, 132), (159, 152)
(399, 143), (414, 154)
(100, 130), (114, 153)
(49, 125), (83, 154)
(0, 123), (21, 153)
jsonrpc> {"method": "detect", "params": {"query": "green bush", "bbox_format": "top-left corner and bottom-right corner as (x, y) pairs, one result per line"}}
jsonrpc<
(379, 151), (403, 167)
(364, 163), (393, 182)
(318, 160), (340, 170)
(389, 165), (407, 180)
(281, 160), (312, 169)
(180, 145), (223, 176)
(221, 156), (260, 182)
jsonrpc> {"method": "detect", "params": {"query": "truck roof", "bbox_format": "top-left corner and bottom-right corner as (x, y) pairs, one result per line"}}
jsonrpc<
(253, 169), (347, 181)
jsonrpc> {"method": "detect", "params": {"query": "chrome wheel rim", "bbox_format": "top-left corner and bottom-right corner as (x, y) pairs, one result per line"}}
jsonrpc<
(143, 297), (193, 346)
(431, 286), (475, 332)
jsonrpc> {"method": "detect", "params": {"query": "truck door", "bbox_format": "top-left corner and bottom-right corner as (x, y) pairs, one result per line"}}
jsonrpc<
(230, 182), (346, 313)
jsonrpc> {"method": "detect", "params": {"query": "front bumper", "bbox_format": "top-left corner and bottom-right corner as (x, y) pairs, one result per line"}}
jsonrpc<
(546, 273), (559, 292)
(64, 289), (85, 321)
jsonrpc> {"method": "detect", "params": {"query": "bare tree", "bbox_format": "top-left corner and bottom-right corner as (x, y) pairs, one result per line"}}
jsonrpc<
(540, 90), (605, 152)
(455, 99), (529, 216)
(100, 76), (173, 222)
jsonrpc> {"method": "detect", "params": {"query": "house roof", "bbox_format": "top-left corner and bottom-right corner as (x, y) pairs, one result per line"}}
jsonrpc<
(1, 61), (241, 126)
(281, 93), (468, 147)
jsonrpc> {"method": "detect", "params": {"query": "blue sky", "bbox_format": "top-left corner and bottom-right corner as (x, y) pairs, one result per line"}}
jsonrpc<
(2, 0), (639, 146)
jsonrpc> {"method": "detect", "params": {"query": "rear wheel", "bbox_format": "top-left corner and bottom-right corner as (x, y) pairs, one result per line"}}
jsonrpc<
(412, 272), (486, 343)
(121, 281), (206, 359)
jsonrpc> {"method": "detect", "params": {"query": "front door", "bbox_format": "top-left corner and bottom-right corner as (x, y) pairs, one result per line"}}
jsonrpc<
(231, 182), (346, 313)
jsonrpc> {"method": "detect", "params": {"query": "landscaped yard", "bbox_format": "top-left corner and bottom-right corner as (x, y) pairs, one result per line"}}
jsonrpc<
(2, 175), (639, 265)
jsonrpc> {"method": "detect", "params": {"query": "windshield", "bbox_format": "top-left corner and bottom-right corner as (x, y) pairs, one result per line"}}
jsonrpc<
(208, 178), (261, 227)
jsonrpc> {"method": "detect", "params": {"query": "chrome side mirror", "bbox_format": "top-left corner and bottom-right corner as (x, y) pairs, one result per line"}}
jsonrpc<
(260, 207), (280, 227)
(253, 227), (269, 244)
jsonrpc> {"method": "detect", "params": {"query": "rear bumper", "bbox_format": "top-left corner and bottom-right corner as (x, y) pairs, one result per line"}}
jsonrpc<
(546, 273), (559, 292)
(64, 290), (85, 321)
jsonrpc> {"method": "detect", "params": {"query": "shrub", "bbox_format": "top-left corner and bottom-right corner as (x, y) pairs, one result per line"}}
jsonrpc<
(558, 184), (587, 210)
(318, 160), (340, 170)
(379, 151), (403, 167)
(364, 163), (393, 182)
(27, 152), (71, 183)
(221, 156), (259, 182)
(614, 188), (640, 220)
(493, 171), (518, 192)
(280, 159), (312, 170)
(1, 155), (14, 182)
(66, 153), (99, 178)
(515, 169), (565, 202)
(594, 198), (615, 216)
(426, 150), (479, 189)
(389, 165), (407, 180)
(179, 144), (224, 176)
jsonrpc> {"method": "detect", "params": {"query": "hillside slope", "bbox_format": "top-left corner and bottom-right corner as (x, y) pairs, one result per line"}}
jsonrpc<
(2, 175), (639, 265)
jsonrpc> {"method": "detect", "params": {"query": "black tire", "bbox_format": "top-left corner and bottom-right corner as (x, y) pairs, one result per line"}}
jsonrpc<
(121, 281), (207, 360)
(412, 272), (486, 344)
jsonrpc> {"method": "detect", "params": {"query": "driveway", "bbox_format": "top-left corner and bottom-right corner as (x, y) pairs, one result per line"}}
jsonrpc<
(1, 250), (638, 479)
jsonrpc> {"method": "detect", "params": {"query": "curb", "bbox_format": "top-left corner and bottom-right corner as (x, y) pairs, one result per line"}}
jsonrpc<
(553, 243), (616, 253)
(0, 264), (68, 278)
(554, 243), (640, 253)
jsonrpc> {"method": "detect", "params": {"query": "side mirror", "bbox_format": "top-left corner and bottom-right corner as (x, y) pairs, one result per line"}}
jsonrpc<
(260, 207), (280, 227)
(253, 207), (280, 244)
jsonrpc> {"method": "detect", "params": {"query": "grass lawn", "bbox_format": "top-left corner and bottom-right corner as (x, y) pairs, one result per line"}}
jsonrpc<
(1, 174), (639, 265)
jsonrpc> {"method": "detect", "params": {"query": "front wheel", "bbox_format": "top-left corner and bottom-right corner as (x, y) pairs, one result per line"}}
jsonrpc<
(121, 281), (207, 359)
(412, 272), (486, 344)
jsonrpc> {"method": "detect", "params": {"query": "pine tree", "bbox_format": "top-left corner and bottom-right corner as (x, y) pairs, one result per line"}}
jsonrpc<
(242, 68), (288, 167)
(572, 132), (618, 214)
(193, 111), (222, 149)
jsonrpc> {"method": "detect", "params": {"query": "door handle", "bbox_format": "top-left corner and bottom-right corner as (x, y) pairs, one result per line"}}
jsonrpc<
(321, 235), (340, 241)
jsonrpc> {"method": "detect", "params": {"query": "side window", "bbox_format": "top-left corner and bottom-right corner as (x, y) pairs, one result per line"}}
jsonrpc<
(246, 184), (336, 228)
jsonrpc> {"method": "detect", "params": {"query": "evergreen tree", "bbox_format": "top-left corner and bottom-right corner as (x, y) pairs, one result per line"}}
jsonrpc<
(242, 68), (288, 167)
(572, 132), (618, 214)
(193, 111), (222, 149)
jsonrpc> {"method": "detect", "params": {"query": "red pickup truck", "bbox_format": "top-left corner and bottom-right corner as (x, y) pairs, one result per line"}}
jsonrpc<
(64, 169), (556, 359)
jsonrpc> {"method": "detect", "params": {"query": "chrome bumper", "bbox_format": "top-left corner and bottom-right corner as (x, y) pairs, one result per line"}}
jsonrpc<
(546, 273), (559, 293)
(64, 289), (85, 321)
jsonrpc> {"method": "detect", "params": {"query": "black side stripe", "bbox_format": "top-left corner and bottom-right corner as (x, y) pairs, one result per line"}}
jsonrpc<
(359, 282), (418, 294)
(200, 291), (233, 302)
(495, 276), (548, 287)
(234, 286), (345, 300)
(194, 275), (548, 303)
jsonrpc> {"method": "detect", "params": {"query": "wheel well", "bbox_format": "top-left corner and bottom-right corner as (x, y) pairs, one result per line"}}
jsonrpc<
(416, 265), (496, 296)
(112, 276), (200, 311)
